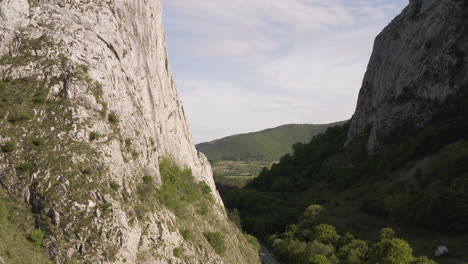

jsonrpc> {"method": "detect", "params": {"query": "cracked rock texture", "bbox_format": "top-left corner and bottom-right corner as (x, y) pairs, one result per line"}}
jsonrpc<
(346, 0), (468, 151)
(0, 0), (260, 263)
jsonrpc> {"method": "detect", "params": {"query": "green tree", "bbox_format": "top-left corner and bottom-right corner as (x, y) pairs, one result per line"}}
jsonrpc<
(312, 224), (340, 245)
(300, 204), (324, 228)
(309, 255), (331, 264)
(412, 256), (437, 264)
(245, 234), (260, 252)
(337, 239), (368, 264)
(378, 228), (396, 240)
(367, 238), (415, 264)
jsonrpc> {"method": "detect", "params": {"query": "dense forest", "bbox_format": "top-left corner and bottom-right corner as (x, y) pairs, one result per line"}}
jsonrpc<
(222, 88), (468, 263)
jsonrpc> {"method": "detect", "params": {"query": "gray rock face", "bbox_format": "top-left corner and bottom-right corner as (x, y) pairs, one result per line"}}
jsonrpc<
(346, 0), (468, 151)
(0, 0), (259, 263)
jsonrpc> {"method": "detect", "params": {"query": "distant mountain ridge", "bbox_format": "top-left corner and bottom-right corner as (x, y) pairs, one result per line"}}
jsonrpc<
(197, 122), (346, 162)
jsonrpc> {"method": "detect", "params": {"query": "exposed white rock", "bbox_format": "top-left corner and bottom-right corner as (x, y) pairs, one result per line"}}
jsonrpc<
(346, 0), (468, 151)
(0, 0), (259, 263)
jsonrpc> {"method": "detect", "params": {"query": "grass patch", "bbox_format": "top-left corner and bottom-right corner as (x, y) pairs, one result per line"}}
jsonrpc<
(31, 138), (46, 147)
(173, 247), (183, 258)
(204, 231), (226, 255)
(7, 110), (33, 123)
(110, 181), (120, 191)
(159, 158), (214, 217)
(1, 141), (16, 153)
(0, 194), (51, 263)
(108, 112), (119, 124)
(89, 131), (100, 141)
(180, 229), (192, 240)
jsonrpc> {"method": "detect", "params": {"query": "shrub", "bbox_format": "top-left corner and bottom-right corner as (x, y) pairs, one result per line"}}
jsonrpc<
(142, 175), (153, 184)
(17, 162), (35, 173)
(110, 181), (120, 191)
(300, 204), (324, 228)
(412, 256), (437, 264)
(204, 231), (226, 255)
(81, 167), (93, 175)
(32, 138), (46, 147)
(108, 111), (119, 124)
(312, 224), (340, 245)
(180, 229), (192, 240)
(367, 238), (414, 264)
(29, 229), (45, 250)
(308, 240), (336, 261)
(197, 201), (209, 215)
(89, 131), (100, 141)
(159, 158), (212, 217)
(8, 110), (33, 123)
(1, 141), (16, 153)
(309, 255), (331, 264)
(173, 247), (183, 258)
(337, 239), (368, 264)
(199, 181), (212, 194)
(5, 248), (17, 259)
(245, 234), (261, 252)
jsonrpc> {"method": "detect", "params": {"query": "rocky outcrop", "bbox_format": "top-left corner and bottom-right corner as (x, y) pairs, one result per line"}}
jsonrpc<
(346, 0), (468, 151)
(0, 0), (259, 263)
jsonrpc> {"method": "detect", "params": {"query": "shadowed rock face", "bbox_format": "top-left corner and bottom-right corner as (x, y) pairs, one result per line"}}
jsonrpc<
(346, 0), (468, 151)
(0, 0), (259, 263)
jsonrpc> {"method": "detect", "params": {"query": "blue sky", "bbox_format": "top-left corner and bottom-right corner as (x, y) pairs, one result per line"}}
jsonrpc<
(163, 0), (408, 143)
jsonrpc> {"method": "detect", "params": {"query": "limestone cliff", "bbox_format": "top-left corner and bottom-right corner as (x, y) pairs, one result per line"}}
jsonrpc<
(346, 0), (468, 150)
(0, 0), (260, 263)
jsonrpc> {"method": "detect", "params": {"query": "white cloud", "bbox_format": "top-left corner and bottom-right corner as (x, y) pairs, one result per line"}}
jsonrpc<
(164, 0), (408, 142)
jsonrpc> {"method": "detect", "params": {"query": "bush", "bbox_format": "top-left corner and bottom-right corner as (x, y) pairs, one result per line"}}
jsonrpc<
(173, 247), (183, 258)
(89, 131), (100, 141)
(17, 162), (35, 173)
(8, 110), (33, 123)
(159, 158), (212, 216)
(142, 175), (153, 184)
(180, 229), (192, 240)
(312, 224), (340, 245)
(29, 229), (45, 250)
(204, 231), (226, 255)
(1, 141), (16, 153)
(110, 181), (120, 191)
(245, 234), (261, 252)
(81, 167), (93, 175)
(5, 248), (17, 259)
(300, 204), (324, 228)
(337, 239), (368, 264)
(197, 201), (209, 215)
(32, 138), (45, 147)
(367, 238), (414, 264)
(108, 111), (119, 124)
(199, 181), (212, 194)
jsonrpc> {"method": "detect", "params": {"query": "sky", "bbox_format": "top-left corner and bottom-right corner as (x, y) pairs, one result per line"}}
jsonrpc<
(163, 0), (409, 143)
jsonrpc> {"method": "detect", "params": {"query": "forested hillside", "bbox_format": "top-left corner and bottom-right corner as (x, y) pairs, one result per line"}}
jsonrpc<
(197, 123), (345, 162)
(222, 0), (468, 263)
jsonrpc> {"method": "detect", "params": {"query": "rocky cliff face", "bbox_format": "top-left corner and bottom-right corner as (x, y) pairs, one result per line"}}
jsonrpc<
(346, 0), (468, 150)
(0, 0), (259, 263)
